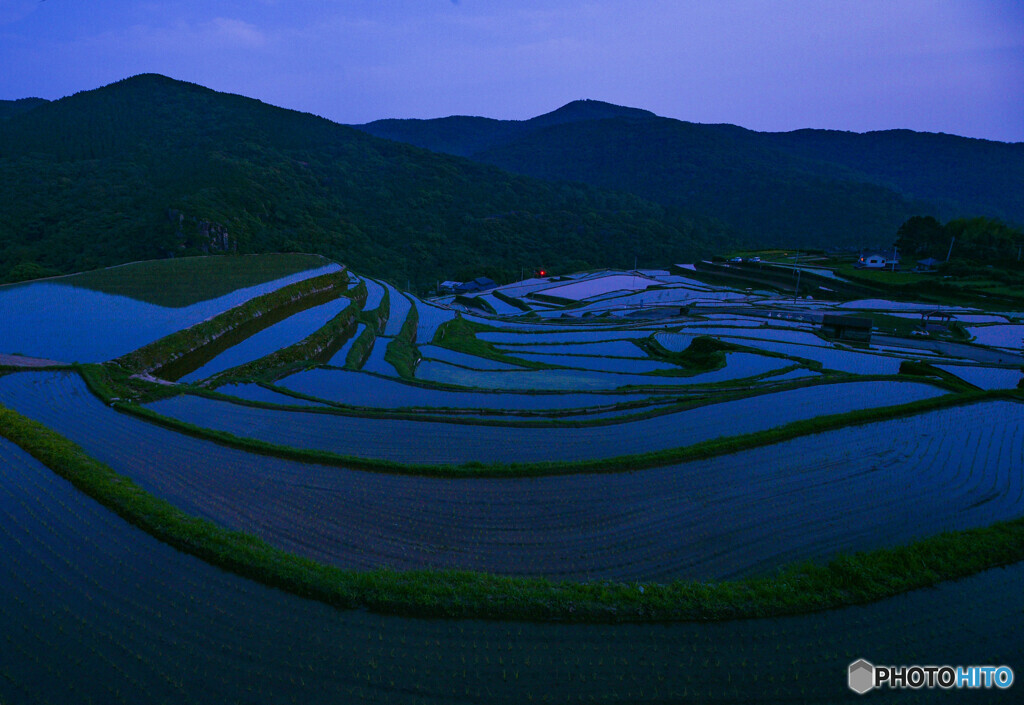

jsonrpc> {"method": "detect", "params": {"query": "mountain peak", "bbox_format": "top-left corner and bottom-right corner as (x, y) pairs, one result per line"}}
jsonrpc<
(528, 100), (656, 128)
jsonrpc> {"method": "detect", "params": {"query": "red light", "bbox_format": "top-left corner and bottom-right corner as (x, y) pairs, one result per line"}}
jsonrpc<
(538, 270), (546, 277)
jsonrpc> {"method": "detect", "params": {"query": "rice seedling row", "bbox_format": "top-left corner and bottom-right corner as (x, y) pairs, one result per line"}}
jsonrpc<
(506, 351), (678, 374)
(274, 368), (658, 411)
(3, 421), (1024, 704)
(144, 378), (944, 464)
(6, 372), (1009, 584)
(492, 339), (652, 357)
(418, 345), (526, 370)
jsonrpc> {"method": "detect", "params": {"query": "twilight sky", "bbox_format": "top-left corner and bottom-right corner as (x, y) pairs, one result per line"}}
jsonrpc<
(1, 0), (1022, 142)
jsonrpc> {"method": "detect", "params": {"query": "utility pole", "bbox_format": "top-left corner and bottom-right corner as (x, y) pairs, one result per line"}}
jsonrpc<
(946, 236), (956, 262)
(794, 267), (801, 303)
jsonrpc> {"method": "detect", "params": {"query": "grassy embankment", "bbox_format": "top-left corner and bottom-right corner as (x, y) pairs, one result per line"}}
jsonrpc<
(454, 294), (497, 315)
(64, 253), (335, 307)
(383, 303), (420, 378)
(431, 317), (565, 370)
(116, 269), (349, 378)
(206, 299), (364, 385)
(339, 283), (389, 370)
(491, 289), (533, 312)
(78, 363), (1018, 478)
(2, 401), (1023, 623)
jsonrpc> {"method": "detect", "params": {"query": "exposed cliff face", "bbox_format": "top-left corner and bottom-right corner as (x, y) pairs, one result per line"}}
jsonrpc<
(168, 209), (234, 254)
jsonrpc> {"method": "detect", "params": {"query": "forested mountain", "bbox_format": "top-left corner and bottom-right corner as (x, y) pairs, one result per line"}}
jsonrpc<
(358, 101), (1024, 250)
(0, 76), (731, 287)
(0, 98), (48, 121)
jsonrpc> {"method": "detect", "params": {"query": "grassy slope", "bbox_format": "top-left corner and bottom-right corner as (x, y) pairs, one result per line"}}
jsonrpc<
(62, 253), (333, 307)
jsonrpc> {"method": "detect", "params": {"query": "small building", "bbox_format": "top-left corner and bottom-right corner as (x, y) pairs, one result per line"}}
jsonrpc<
(856, 250), (899, 269)
(438, 280), (462, 294)
(920, 310), (953, 332)
(454, 277), (497, 294)
(821, 314), (872, 343)
(915, 257), (941, 272)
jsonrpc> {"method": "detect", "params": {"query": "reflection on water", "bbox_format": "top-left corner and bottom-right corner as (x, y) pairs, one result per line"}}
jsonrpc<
(0, 265), (340, 362)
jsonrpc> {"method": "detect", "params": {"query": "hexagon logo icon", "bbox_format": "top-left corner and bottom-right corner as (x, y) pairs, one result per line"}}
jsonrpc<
(849, 659), (875, 694)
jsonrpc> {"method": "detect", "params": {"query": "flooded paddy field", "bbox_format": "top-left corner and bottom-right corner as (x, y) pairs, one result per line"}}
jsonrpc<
(0, 371), (1012, 583)
(2, 430), (1021, 703)
(4, 259), (1024, 703)
(0, 261), (341, 363)
(139, 375), (944, 464)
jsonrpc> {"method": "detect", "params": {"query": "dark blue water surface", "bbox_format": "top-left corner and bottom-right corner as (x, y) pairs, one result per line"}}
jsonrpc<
(0, 265), (340, 363)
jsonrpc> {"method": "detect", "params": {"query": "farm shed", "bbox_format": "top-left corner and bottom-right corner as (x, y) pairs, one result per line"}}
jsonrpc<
(455, 277), (497, 294)
(821, 314), (872, 342)
(920, 310), (953, 332)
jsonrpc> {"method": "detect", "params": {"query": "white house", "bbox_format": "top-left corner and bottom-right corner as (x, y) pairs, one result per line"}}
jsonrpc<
(856, 250), (900, 269)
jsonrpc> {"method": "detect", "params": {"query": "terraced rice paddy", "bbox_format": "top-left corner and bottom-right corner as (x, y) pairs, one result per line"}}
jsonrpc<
(3, 258), (1024, 703)
(415, 355), (794, 389)
(0, 262), (341, 363)
(935, 364), (1024, 390)
(140, 376), (944, 463)
(178, 297), (352, 382)
(274, 368), (657, 410)
(2, 431), (1021, 703)
(325, 322), (366, 366)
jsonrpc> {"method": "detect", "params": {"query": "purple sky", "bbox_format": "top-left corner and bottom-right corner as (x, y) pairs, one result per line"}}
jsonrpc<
(1, 0), (1022, 142)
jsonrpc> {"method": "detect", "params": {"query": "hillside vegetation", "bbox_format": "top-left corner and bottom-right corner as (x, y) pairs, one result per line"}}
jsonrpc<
(0, 76), (732, 288)
(358, 100), (1024, 250)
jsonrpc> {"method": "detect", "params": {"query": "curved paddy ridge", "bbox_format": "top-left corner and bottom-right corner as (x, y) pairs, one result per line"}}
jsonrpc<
(145, 378), (946, 464)
(1, 435), (1023, 704)
(0, 371), (1019, 583)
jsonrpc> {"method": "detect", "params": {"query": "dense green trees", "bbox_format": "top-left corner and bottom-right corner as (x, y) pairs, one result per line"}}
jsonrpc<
(0, 75), (731, 289)
(359, 101), (1024, 252)
(895, 215), (1023, 263)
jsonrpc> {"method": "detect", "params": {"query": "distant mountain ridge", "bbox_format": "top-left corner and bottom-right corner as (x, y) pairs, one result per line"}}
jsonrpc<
(0, 97), (49, 121)
(0, 75), (729, 287)
(356, 102), (1024, 249)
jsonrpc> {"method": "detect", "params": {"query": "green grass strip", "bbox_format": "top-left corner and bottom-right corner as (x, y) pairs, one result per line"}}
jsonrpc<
(344, 325), (377, 370)
(116, 270), (350, 374)
(2, 402), (1023, 623)
(454, 294), (496, 315)
(383, 301), (420, 378)
(105, 374), (1022, 478)
(207, 300), (362, 384)
(432, 317), (562, 370)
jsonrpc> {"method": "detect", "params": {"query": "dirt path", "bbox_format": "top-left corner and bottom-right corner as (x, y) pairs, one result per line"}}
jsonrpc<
(0, 353), (69, 368)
